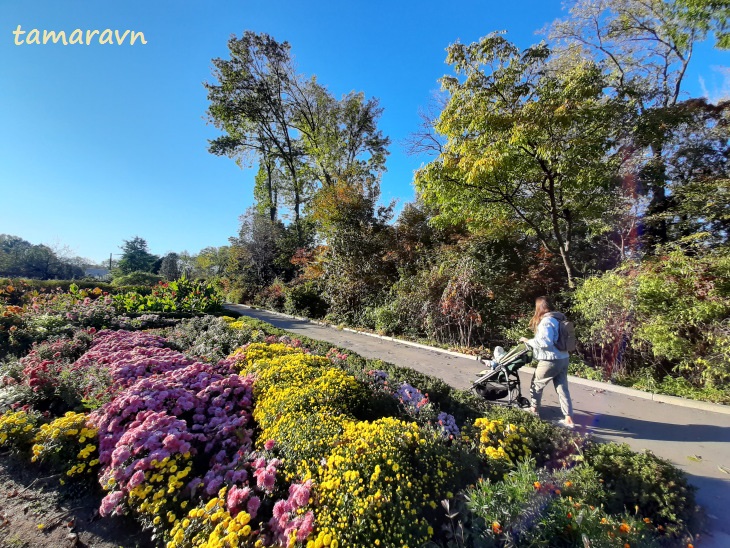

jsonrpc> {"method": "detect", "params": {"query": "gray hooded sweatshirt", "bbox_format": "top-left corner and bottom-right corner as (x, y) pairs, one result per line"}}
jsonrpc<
(525, 312), (570, 361)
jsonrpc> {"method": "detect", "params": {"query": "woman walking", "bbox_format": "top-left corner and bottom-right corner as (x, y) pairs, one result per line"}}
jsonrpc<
(519, 296), (575, 428)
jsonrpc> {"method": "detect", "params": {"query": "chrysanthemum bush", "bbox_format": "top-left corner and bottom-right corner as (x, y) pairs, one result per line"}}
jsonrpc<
(0, 409), (39, 450)
(231, 338), (457, 547)
(459, 417), (532, 481)
(30, 411), (99, 480)
(312, 417), (454, 548)
(232, 343), (361, 479)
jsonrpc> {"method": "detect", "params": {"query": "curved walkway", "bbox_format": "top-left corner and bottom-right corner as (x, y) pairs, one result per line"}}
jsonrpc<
(224, 304), (730, 547)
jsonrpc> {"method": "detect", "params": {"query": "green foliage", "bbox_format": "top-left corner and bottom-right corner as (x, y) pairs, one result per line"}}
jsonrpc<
(573, 249), (730, 393)
(112, 278), (222, 315)
(568, 356), (606, 382)
(675, 0), (730, 48)
(0, 234), (85, 280)
(630, 372), (730, 404)
(165, 315), (254, 363)
(283, 280), (328, 318)
(111, 270), (164, 287)
(583, 441), (697, 534)
(465, 458), (659, 547)
(158, 253), (181, 281)
(315, 181), (397, 325)
(116, 236), (158, 275)
(416, 34), (624, 286)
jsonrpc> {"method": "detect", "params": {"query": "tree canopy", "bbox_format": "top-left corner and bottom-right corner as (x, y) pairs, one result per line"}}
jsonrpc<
(117, 237), (158, 275)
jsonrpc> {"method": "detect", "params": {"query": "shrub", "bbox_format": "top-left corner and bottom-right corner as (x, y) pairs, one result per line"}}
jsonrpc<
(15, 330), (96, 412)
(573, 250), (730, 393)
(467, 417), (532, 480)
(254, 279), (286, 312)
(495, 413), (581, 471)
(283, 280), (328, 318)
(583, 441), (697, 534)
(111, 271), (165, 287)
(371, 302), (401, 335)
(113, 278), (222, 315)
(166, 315), (253, 363)
(236, 344), (367, 478)
(0, 409), (39, 451)
(465, 459), (658, 547)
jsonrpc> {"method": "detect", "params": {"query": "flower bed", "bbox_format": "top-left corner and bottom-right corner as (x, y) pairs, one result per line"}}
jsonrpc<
(0, 307), (699, 547)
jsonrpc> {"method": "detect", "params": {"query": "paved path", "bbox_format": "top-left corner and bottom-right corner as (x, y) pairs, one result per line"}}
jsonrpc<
(224, 304), (730, 547)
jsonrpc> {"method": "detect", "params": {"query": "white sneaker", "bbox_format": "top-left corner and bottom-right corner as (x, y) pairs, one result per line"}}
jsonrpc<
(523, 406), (538, 417)
(557, 419), (575, 429)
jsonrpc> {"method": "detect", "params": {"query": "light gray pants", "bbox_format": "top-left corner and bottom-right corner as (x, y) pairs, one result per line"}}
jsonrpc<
(530, 358), (573, 417)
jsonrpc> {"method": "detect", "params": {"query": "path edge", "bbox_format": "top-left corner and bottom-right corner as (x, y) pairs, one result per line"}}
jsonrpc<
(223, 304), (730, 416)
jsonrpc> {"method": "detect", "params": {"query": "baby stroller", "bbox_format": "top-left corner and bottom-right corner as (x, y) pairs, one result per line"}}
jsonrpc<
(472, 343), (533, 408)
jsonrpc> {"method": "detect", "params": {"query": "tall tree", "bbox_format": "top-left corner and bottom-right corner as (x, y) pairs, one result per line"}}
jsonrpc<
(159, 252), (181, 280)
(547, 0), (714, 247)
(291, 77), (390, 190)
(206, 32), (310, 244)
(207, 31), (390, 245)
(117, 237), (158, 274)
(253, 155), (280, 222)
(416, 34), (624, 287)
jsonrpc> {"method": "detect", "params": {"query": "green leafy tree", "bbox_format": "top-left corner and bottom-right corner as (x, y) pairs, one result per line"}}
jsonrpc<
(117, 237), (158, 275)
(253, 158), (280, 222)
(573, 248), (730, 389)
(416, 34), (624, 287)
(0, 234), (84, 279)
(675, 0), (730, 48)
(207, 31), (390, 246)
(547, 0), (717, 248)
(655, 98), (730, 245)
(291, 78), (389, 190)
(206, 31), (311, 244)
(159, 252), (181, 280)
(195, 246), (231, 278)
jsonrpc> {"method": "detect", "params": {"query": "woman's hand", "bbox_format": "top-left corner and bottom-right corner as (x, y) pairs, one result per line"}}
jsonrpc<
(519, 337), (528, 343)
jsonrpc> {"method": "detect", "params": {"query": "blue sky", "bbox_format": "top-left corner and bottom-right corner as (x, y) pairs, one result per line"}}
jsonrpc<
(1, 1), (727, 263)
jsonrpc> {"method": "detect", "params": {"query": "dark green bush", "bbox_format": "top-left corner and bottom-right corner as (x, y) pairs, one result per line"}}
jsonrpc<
(111, 271), (164, 287)
(583, 441), (697, 534)
(284, 280), (328, 318)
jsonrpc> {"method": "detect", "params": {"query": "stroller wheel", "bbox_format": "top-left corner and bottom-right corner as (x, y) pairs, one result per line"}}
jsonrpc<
(517, 397), (530, 408)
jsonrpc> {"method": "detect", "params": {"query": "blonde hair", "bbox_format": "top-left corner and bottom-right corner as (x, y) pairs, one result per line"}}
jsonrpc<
(528, 296), (553, 333)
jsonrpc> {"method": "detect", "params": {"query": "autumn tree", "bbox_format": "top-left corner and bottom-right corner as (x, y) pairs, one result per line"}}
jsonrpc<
(416, 34), (624, 287)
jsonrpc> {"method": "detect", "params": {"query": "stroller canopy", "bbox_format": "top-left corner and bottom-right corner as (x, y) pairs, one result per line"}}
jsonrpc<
(495, 342), (533, 372)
